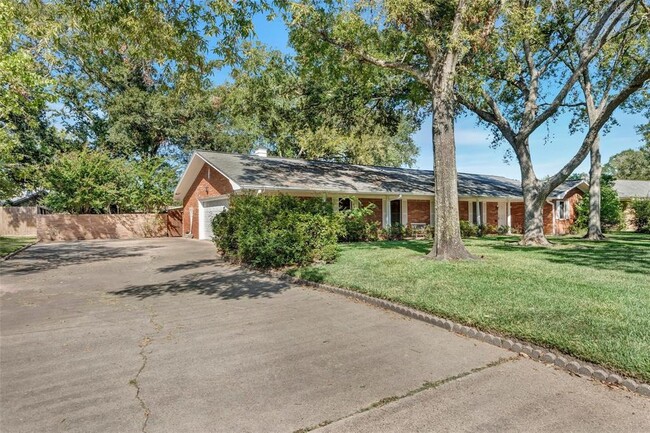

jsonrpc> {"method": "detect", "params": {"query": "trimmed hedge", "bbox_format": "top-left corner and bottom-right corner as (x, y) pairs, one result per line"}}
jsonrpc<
(212, 194), (342, 268)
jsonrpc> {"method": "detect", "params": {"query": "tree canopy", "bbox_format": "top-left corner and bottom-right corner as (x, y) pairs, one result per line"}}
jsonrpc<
(604, 142), (650, 180)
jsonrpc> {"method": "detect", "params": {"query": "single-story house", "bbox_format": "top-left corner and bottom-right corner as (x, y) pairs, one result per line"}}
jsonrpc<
(174, 150), (588, 240)
(613, 179), (650, 230)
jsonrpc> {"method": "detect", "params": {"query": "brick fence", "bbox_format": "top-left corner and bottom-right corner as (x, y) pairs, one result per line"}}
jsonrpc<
(0, 208), (183, 242)
(0, 207), (38, 236)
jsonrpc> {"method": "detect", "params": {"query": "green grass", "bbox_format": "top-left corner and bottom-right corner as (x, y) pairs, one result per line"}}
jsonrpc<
(289, 232), (650, 382)
(0, 236), (36, 258)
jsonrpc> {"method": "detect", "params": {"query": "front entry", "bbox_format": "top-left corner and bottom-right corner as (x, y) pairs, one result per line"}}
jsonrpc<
(390, 199), (401, 225)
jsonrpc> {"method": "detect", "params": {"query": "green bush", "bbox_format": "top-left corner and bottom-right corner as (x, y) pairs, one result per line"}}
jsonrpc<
(459, 220), (478, 238)
(574, 177), (623, 232)
(337, 201), (380, 242)
(381, 223), (407, 240)
(212, 194), (342, 268)
(631, 199), (650, 233)
(497, 225), (510, 235)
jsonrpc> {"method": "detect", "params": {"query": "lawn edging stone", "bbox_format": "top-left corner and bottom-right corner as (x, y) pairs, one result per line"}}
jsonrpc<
(277, 272), (649, 399)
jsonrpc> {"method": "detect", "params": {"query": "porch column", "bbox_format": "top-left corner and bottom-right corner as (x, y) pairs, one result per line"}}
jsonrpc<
(552, 201), (557, 235)
(507, 200), (512, 234)
(384, 196), (391, 228)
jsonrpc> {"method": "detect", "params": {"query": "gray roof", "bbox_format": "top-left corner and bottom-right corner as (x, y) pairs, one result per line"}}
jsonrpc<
(196, 151), (526, 198)
(613, 180), (650, 199)
(193, 151), (583, 199)
(549, 180), (588, 199)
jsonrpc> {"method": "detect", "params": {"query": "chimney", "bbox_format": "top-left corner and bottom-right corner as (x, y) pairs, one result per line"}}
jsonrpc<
(253, 148), (268, 158)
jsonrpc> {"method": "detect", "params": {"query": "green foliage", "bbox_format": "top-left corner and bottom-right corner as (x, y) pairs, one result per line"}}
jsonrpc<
(604, 143), (650, 181)
(631, 199), (650, 234)
(212, 194), (342, 268)
(337, 201), (380, 242)
(222, 46), (421, 166)
(381, 224), (407, 241)
(459, 220), (478, 238)
(574, 179), (623, 232)
(43, 149), (175, 214)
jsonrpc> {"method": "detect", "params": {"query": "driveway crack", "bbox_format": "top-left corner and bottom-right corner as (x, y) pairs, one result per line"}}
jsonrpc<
(294, 356), (518, 433)
(129, 307), (163, 433)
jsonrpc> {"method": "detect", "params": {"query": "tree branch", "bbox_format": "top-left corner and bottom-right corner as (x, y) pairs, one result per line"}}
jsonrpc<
(543, 66), (650, 194)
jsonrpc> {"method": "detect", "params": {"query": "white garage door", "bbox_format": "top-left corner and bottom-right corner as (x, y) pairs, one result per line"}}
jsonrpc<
(199, 198), (229, 240)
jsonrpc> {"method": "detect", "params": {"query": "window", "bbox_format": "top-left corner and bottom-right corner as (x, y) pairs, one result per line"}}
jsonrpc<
(338, 197), (352, 211)
(557, 200), (568, 220)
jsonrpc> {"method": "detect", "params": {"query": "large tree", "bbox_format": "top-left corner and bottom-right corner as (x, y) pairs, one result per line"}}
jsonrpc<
(458, 0), (649, 245)
(564, 3), (649, 240)
(222, 45), (421, 166)
(0, 1), (64, 198)
(287, 0), (503, 259)
(604, 142), (650, 180)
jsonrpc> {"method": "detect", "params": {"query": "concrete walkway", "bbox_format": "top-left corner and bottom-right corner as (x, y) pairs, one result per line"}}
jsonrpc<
(1, 238), (648, 432)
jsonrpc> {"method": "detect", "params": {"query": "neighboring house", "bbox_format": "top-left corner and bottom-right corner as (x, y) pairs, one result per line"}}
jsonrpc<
(613, 180), (650, 231)
(174, 150), (587, 240)
(1, 191), (47, 208)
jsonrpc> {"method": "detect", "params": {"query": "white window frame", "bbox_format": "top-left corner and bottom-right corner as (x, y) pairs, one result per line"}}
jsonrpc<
(556, 200), (568, 220)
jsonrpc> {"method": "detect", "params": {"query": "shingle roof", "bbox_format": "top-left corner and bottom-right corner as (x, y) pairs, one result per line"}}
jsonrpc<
(185, 151), (584, 200)
(197, 151), (528, 198)
(613, 180), (650, 199)
(549, 180), (588, 199)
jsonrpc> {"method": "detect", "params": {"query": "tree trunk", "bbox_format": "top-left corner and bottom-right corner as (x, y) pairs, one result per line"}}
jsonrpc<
(521, 190), (550, 246)
(518, 150), (551, 246)
(427, 59), (473, 260)
(585, 137), (605, 240)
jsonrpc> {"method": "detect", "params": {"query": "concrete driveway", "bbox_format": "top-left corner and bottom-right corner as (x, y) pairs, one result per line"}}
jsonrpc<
(1, 238), (649, 433)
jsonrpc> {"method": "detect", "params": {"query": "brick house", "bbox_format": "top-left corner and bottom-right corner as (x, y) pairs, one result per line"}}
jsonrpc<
(174, 150), (587, 240)
(613, 180), (650, 230)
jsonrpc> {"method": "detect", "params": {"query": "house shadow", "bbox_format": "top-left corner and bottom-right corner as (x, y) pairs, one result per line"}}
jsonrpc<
(110, 266), (291, 300)
(1, 241), (159, 276)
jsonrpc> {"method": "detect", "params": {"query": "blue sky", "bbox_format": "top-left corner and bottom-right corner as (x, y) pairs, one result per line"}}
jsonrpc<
(214, 15), (647, 180)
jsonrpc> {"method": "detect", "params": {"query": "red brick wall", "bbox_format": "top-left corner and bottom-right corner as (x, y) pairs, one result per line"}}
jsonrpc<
(37, 214), (168, 242)
(407, 200), (431, 225)
(182, 163), (235, 237)
(459, 201), (469, 221)
(486, 202), (499, 226)
(510, 202), (525, 233)
(543, 202), (554, 234)
(359, 198), (383, 224)
(553, 189), (584, 235)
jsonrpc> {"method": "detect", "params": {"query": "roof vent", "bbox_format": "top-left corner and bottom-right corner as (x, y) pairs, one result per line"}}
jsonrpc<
(253, 148), (268, 158)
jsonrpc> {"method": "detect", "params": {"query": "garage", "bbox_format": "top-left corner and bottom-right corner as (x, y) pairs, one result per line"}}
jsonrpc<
(198, 197), (229, 240)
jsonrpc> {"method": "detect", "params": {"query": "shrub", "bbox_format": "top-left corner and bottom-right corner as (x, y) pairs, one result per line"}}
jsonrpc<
(212, 194), (342, 268)
(337, 201), (380, 242)
(381, 223), (407, 240)
(483, 224), (499, 235)
(574, 177), (623, 232)
(497, 225), (510, 235)
(459, 220), (478, 238)
(631, 199), (650, 233)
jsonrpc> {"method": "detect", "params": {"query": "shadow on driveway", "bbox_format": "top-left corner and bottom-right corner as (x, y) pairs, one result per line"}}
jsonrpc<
(111, 266), (291, 300)
(1, 242), (161, 276)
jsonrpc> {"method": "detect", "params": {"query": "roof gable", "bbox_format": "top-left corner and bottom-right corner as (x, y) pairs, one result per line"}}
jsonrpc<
(173, 153), (240, 201)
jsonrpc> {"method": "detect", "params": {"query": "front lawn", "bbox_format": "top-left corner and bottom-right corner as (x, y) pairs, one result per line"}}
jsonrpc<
(290, 233), (650, 382)
(0, 236), (36, 258)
